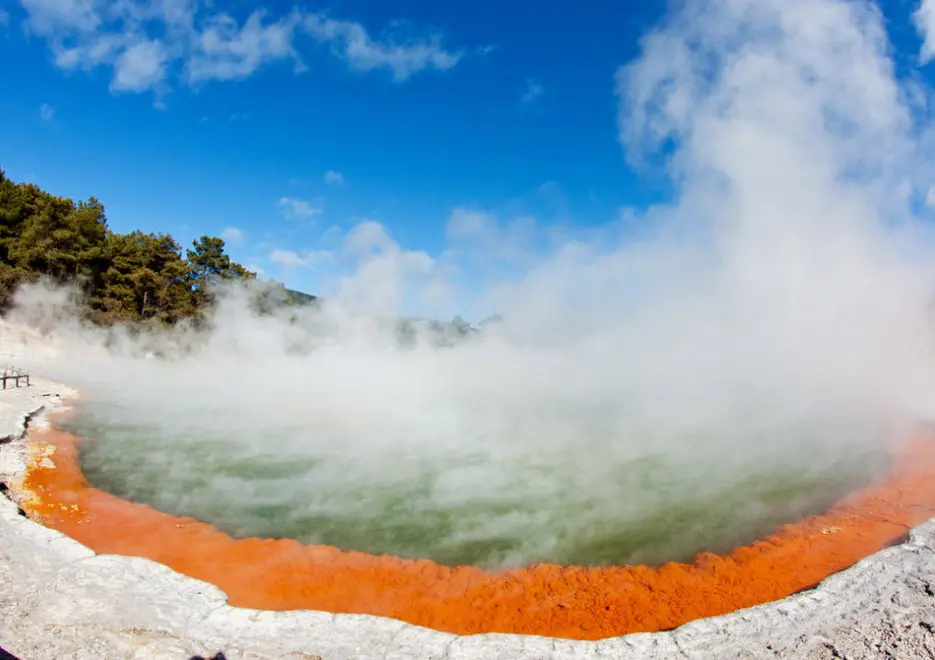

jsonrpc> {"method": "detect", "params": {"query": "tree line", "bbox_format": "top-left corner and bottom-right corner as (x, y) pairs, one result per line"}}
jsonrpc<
(0, 168), (258, 326)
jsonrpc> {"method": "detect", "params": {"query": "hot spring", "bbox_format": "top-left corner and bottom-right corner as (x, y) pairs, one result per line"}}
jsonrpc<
(61, 384), (888, 570)
(16, 285), (935, 638)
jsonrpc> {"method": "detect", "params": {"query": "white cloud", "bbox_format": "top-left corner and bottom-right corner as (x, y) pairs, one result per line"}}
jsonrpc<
(269, 248), (332, 268)
(521, 78), (544, 104)
(21, 0), (100, 34)
(187, 10), (303, 84)
(324, 170), (345, 185)
(53, 32), (128, 73)
(15, 1), (469, 96)
(915, 0), (935, 64)
(269, 249), (309, 268)
(0, 9), (9, 27)
(221, 226), (244, 244)
(112, 38), (168, 92)
(39, 102), (54, 121)
(302, 13), (462, 81)
(447, 207), (495, 239)
(278, 196), (321, 220)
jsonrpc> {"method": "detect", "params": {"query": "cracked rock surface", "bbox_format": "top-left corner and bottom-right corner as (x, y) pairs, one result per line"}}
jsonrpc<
(2, 380), (935, 659)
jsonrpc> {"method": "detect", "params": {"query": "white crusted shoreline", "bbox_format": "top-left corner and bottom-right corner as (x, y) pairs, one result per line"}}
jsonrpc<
(2, 379), (935, 659)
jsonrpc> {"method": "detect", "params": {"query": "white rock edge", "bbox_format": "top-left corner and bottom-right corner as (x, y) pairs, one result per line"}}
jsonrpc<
(2, 378), (935, 660)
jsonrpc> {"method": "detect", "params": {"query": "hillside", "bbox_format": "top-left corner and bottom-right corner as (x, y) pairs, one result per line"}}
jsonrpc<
(0, 169), (486, 339)
(283, 288), (318, 306)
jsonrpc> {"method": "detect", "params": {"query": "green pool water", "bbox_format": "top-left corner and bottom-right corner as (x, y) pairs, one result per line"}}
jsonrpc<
(63, 399), (888, 569)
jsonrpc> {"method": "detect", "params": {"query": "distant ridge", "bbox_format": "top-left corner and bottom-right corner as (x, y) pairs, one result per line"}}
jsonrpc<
(283, 288), (318, 306)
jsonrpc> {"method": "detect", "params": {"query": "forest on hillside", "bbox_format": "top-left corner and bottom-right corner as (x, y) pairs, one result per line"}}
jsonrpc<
(0, 169), (489, 345)
(0, 168), (281, 326)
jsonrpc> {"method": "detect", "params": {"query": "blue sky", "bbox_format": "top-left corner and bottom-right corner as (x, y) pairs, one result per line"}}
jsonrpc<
(1, 0), (934, 313)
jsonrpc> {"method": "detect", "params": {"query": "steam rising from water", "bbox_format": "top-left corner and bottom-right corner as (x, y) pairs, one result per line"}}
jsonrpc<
(10, 0), (935, 566)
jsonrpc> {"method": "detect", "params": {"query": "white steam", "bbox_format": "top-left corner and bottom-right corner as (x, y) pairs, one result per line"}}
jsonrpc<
(8, 0), (935, 567)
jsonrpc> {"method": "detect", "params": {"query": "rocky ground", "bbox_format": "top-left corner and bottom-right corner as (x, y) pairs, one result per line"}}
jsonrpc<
(1, 379), (935, 658)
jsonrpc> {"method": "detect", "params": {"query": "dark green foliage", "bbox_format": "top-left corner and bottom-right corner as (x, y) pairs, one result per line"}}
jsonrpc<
(0, 168), (259, 325)
(186, 235), (255, 308)
(90, 231), (198, 324)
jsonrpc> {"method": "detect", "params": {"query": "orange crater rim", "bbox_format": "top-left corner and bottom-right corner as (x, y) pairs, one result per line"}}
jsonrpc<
(18, 405), (935, 641)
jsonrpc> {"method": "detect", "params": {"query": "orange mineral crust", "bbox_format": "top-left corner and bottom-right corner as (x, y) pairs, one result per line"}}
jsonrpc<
(20, 418), (935, 641)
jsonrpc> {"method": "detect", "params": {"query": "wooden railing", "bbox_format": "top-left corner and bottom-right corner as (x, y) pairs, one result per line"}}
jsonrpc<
(1, 368), (30, 390)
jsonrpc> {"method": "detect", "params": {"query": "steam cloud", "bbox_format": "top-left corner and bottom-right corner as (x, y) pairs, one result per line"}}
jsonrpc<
(8, 0), (935, 567)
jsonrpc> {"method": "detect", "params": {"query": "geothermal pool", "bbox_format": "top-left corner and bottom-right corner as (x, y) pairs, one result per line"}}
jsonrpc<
(63, 397), (889, 569)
